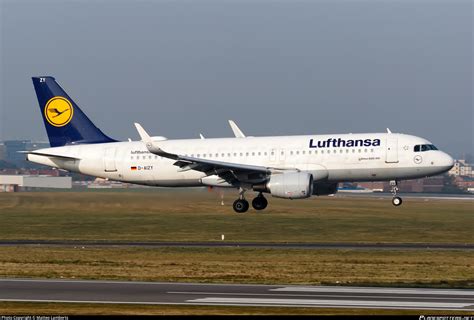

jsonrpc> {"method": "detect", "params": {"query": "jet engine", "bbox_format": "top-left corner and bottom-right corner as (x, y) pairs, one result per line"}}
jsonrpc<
(312, 182), (338, 196)
(254, 172), (313, 199)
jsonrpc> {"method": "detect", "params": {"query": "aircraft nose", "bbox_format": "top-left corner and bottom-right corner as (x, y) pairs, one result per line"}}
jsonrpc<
(439, 152), (454, 171)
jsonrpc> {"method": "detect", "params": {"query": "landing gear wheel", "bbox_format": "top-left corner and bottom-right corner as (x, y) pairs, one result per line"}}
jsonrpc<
(389, 180), (402, 207)
(252, 195), (268, 211)
(392, 196), (402, 206)
(233, 199), (249, 213)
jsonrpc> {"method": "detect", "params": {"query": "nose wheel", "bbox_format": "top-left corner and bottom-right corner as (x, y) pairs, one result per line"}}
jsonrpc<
(392, 196), (402, 206)
(390, 180), (403, 206)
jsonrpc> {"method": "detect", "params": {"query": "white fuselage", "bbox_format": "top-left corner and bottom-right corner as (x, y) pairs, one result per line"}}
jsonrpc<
(28, 132), (454, 188)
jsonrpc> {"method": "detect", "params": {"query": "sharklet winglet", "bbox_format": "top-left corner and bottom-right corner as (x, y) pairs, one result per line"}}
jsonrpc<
(228, 120), (246, 138)
(134, 123), (152, 143)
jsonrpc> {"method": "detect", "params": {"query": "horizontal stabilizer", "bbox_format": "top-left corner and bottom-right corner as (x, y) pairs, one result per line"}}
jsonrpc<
(27, 151), (81, 161)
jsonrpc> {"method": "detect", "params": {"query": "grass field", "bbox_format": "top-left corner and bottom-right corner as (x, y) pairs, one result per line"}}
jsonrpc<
(0, 190), (472, 315)
(1, 246), (473, 287)
(0, 190), (472, 243)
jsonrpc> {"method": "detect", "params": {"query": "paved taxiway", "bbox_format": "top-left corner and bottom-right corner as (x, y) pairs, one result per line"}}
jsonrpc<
(0, 240), (473, 250)
(1, 279), (473, 310)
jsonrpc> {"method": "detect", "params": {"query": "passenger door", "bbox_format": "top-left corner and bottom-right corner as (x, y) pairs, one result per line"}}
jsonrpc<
(385, 137), (399, 163)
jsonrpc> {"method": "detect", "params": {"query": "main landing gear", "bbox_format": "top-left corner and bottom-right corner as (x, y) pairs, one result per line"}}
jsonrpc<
(232, 189), (268, 213)
(252, 193), (268, 211)
(390, 180), (403, 206)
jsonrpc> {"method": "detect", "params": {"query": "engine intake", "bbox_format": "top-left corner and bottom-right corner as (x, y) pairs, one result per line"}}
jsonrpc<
(255, 172), (313, 199)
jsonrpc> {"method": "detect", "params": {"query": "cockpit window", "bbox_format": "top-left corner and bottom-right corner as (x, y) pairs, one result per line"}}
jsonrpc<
(414, 144), (438, 152)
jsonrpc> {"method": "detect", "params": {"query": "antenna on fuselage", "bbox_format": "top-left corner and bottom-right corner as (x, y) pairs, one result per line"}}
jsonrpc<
(386, 128), (392, 134)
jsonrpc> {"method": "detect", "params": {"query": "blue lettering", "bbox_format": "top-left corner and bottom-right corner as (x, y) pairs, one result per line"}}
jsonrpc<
(309, 137), (382, 149)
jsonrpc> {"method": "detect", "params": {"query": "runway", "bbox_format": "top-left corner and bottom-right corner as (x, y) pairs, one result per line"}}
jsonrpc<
(0, 240), (472, 250)
(1, 279), (473, 310)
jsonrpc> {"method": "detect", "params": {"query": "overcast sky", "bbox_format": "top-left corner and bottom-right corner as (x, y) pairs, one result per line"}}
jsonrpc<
(0, 0), (472, 157)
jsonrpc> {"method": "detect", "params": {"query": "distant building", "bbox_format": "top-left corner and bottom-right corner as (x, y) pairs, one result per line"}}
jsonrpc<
(1, 140), (50, 168)
(3, 140), (29, 165)
(0, 143), (5, 160)
(354, 181), (385, 192)
(25, 141), (50, 151)
(452, 176), (474, 192)
(449, 159), (473, 177)
(0, 175), (72, 192)
(357, 175), (448, 193)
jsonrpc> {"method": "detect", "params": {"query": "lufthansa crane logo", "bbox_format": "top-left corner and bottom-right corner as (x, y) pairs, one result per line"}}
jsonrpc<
(44, 96), (74, 127)
(414, 155), (423, 164)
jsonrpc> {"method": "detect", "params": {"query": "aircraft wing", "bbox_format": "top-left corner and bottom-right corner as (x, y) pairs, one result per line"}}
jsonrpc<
(172, 155), (270, 185)
(134, 123), (293, 185)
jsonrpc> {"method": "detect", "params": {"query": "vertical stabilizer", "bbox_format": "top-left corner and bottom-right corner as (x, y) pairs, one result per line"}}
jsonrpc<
(32, 76), (116, 147)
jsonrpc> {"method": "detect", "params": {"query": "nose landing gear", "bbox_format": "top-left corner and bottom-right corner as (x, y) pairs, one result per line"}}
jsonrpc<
(390, 180), (403, 206)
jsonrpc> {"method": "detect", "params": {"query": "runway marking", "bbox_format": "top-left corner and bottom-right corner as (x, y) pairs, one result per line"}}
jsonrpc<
(168, 291), (474, 300)
(271, 287), (474, 296)
(187, 297), (472, 309)
(2, 279), (473, 311)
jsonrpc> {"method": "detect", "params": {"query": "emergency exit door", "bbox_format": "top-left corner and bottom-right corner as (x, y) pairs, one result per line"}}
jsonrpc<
(104, 148), (117, 172)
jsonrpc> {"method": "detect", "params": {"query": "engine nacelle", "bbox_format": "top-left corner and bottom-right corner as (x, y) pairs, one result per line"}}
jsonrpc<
(312, 182), (338, 196)
(256, 172), (313, 199)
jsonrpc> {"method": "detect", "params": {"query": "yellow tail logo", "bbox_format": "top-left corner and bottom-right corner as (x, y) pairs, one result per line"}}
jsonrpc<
(44, 96), (74, 127)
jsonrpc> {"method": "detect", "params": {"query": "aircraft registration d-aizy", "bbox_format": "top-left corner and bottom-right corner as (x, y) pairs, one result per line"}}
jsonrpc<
(28, 77), (454, 213)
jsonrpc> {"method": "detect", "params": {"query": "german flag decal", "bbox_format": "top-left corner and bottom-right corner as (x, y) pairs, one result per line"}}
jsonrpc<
(131, 166), (137, 170)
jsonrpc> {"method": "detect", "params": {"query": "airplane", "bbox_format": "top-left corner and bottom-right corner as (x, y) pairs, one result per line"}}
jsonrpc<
(27, 77), (455, 213)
